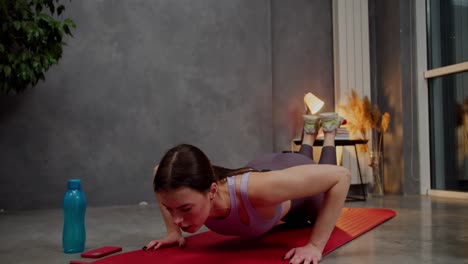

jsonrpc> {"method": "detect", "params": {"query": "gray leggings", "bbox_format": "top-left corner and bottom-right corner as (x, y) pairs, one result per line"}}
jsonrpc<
(245, 144), (337, 227)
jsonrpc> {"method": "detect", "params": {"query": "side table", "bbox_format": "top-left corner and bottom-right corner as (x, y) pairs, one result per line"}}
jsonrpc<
(291, 138), (369, 201)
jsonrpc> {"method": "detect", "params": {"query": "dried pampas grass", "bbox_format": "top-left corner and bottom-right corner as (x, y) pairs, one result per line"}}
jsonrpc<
(339, 90), (391, 153)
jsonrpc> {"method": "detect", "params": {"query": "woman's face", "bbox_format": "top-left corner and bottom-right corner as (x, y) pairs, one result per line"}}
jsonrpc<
(157, 187), (212, 233)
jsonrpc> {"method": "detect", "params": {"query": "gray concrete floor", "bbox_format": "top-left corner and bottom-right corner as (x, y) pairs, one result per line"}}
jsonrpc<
(1, 195), (467, 264)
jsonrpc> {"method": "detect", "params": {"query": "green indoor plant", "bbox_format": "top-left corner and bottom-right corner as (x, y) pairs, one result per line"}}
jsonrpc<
(0, 0), (75, 94)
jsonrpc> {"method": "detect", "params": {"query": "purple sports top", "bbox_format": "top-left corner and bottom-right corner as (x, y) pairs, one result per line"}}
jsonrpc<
(204, 172), (284, 238)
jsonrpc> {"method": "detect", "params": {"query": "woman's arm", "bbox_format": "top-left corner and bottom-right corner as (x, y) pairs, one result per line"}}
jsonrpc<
(152, 164), (181, 235)
(249, 164), (351, 251)
(144, 200), (186, 250)
(159, 199), (182, 235)
(146, 164), (185, 250)
(306, 167), (350, 250)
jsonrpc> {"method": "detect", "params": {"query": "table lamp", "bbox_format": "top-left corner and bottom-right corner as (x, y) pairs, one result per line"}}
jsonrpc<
(304, 92), (324, 114)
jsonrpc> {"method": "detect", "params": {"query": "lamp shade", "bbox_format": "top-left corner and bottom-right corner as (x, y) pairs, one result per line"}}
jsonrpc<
(304, 92), (324, 114)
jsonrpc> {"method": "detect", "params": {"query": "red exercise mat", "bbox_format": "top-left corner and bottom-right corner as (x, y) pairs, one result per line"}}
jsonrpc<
(92, 208), (396, 264)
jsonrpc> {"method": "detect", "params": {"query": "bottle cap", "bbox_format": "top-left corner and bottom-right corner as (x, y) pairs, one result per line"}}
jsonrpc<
(67, 179), (82, 189)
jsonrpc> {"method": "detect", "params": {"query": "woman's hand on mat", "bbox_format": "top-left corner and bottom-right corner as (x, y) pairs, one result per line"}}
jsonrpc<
(284, 243), (322, 264)
(145, 232), (186, 250)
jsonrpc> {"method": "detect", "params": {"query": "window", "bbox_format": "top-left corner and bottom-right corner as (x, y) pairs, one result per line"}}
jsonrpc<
(427, 0), (468, 192)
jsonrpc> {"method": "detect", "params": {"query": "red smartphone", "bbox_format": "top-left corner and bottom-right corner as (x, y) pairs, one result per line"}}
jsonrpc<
(80, 246), (122, 258)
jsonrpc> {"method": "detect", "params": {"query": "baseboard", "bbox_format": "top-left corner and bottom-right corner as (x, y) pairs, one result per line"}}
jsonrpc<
(429, 189), (468, 200)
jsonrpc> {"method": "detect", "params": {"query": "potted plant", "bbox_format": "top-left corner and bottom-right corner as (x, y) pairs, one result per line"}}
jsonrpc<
(339, 90), (391, 195)
(0, 0), (76, 94)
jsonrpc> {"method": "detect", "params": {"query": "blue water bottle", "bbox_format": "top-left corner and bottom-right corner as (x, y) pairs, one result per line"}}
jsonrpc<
(62, 179), (87, 253)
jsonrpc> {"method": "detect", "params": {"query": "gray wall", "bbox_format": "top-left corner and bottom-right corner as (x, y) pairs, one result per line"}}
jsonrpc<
(271, 0), (334, 151)
(0, 0), (333, 210)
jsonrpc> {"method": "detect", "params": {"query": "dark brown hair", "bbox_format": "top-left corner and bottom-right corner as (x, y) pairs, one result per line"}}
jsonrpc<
(153, 144), (254, 193)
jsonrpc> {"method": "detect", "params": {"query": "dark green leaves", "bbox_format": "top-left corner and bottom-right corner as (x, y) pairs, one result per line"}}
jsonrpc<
(0, 0), (76, 93)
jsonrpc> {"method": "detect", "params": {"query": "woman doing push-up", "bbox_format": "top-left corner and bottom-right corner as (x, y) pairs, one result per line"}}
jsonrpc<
(146, 111), (351, 264)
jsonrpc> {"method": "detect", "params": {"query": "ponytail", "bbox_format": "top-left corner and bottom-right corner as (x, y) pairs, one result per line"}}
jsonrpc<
(211, 166), (257, 182)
